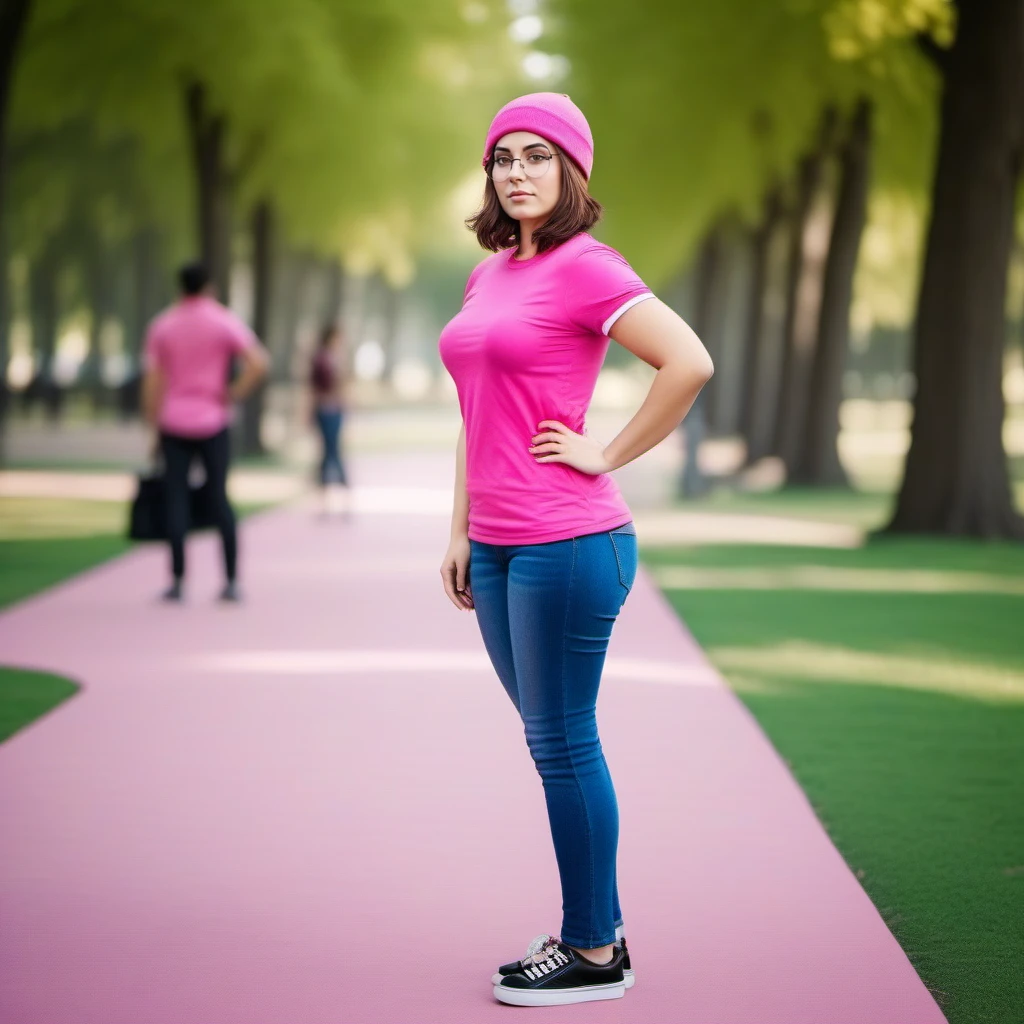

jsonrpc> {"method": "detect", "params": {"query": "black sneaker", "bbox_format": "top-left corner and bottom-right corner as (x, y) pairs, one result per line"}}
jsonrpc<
(161, 580), (183, 602)
(218, 581), (241, 603)
(493, 937), (627, 1006)
(493, 930), (634, 989)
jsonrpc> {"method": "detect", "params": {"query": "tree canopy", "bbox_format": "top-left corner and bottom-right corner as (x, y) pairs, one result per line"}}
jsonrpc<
(8, 0), (521, 277)
(549, 0), (952, 288)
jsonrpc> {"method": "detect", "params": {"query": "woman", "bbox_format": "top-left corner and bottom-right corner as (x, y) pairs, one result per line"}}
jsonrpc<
(309, 323), (350, 516)
(437, 93), (714, 1007)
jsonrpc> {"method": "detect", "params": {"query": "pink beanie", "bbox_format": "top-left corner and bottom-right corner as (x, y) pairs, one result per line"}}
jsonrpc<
(482, 92), (594, 180)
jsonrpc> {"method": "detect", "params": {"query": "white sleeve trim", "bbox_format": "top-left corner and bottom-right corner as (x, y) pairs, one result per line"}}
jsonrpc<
(602, 292), (655, 337)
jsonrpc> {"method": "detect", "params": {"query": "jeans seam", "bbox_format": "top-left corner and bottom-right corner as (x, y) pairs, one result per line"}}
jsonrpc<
(560, 535), (599, 948)
(608, 532), (625, 590)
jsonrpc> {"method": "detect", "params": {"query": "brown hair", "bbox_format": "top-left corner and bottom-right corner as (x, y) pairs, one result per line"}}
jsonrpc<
(466, 153), (603, 254)
(318, 323), (341, 349)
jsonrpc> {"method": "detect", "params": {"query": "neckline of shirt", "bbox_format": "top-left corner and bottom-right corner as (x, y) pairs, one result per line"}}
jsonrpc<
(504, 232), (593, 269)
(506, 245), (556, 268)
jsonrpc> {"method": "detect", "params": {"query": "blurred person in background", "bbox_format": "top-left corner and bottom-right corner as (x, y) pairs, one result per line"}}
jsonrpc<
(308, 323), (351, 516)
(142, 261), (270, 603)
(438, 92), (714, 1007)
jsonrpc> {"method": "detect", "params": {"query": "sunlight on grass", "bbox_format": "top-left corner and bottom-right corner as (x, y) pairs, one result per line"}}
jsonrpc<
(699, 486), (893, 529)
(652, 564), (1024, 595)
(697, 479), (1023, 531)
(0, 498), (127, 539)
(709, 640), (1024, 704)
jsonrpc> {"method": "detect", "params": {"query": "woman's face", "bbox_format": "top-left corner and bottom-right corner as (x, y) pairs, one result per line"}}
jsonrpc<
(491, 131), (562, 227)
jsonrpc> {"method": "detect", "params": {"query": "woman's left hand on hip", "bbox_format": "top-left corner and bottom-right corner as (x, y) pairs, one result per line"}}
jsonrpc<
(530, 420), (613, 475)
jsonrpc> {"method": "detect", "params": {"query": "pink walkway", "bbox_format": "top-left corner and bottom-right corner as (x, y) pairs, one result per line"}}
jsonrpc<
(0, 456), (946, 1023)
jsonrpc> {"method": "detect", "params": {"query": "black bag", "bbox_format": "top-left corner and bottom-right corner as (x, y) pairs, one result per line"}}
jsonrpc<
(128, 472), (219, 541)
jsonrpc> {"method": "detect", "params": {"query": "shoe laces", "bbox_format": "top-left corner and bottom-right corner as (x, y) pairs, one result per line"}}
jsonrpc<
(521, 934), (569, 971)
(521, 934), (555, 963)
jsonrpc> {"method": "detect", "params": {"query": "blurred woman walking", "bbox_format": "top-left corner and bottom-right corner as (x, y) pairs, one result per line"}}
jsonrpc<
(309, 323), (351, 516)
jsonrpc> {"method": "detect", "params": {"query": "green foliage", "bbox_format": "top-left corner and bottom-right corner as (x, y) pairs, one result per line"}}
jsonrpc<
(8, 0), (521, 278)
(548, 0), (950, 287)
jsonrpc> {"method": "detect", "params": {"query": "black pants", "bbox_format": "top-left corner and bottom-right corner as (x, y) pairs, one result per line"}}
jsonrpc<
(160, 428), (237, 583)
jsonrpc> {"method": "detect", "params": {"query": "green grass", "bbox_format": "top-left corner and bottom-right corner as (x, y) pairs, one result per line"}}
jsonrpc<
(687, 482), (1024, 530)
(0, 669), (81, 744)
(0, 494), (267, 742)
(643, 509), (1024, 1023)
(696, 484), (896, 529)
(0, 499), (131, 741)
(0, 534), (132, 611)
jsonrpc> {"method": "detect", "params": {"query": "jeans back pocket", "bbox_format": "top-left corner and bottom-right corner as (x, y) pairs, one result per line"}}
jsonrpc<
(608, 522), (638, 594)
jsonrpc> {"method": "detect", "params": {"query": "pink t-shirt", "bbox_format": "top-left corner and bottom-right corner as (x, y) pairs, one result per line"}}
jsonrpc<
(144, 296), (257, 438)
(438, 231), (654, 545)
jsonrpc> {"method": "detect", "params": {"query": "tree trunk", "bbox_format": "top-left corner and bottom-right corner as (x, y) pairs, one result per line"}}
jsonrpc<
(0, 0), (32, 460)
(690, 221), (731, 425)
(322, 257), (343, 326)
(339, 265), (365, 378)
(676, 224), (729, 497)
(237, 198), (272, 456)
(128, 225), (163, 360)
(185, 81), (232, 303)
(0, 244), (10, 434)
(791, 98), (873, 486)
(772, 109), (838, 467)
(82, 234), (117, 410)
(707, 225), (754, 436)
(112, 227), (162, 420)
(1013, 233), (1024, 353)
(378, 274), (402, 387)
(886, 0), (1024, 538)
(28, 235), (61, 420)
(273, 248), (305, 381)
(738, 187), (784, 448)
(744, 213), (791, 464)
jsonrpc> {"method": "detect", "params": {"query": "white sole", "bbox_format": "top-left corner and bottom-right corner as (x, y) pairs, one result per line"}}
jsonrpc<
(493, 981), (626, 1006)
(491, 968), (634, 988)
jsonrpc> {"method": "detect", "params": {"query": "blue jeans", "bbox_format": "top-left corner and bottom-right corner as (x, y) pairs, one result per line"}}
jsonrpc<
(469, 522), (638, 948)
(315, 407), (347, 486)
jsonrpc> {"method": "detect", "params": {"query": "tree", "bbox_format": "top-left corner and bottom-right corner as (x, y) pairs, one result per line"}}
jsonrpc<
(887, 0), (1024, 538)
(790, 98), (873, 485)
(185, 81), (233, 303)
(0, 0), (32, 453)
(239, 197), (273, 455)
(741, 190), (792, 465)
(26, 229), (61, 417)
(737, 185), (784, 452)
(772, 110), (838, 469)
(2, 0), (518, 454)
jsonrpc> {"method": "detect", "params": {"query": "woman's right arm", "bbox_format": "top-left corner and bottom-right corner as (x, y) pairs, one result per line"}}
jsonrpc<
(440, 423), (474, 610)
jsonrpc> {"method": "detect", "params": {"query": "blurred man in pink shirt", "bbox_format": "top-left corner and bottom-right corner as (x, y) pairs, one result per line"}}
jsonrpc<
(142, 263), (269, 602)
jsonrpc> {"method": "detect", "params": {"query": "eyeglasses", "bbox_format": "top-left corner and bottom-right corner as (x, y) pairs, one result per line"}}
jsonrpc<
(489, 149), (560, 182)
